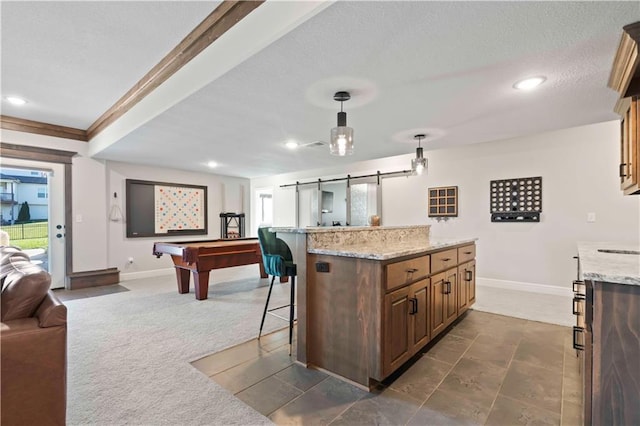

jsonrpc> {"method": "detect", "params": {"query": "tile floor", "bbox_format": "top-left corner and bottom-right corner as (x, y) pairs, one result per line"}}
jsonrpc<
(192, 310), (583, 426)
(54, 281), (582, 425)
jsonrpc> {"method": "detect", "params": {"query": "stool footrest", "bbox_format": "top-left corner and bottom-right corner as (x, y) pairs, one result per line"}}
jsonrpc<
(267, 304), (293, 312)
(268, 313), (298, 322)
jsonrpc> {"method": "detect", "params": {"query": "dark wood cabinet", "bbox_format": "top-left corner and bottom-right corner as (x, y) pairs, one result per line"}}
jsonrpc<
(411, 279), (430, 351)
(384, 286), (412, 374)
(307, 242), (475, 389)
(431, 271), (446, 337)
(609, 22), (640, 195)
(616, 97), (640, 194)
(383, 278), (431, 376)
(444, 268), (458, 326)
(458, 260), (476, 315)
(576, 280), (640, 425)
(431, 268), (458, 337)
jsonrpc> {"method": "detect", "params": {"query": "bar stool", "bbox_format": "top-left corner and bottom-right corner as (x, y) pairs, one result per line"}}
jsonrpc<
(257, 227), (297, 355)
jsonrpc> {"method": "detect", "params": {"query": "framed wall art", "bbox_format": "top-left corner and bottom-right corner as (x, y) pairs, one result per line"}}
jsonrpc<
(490, 176), (542, 222)
(126, 179), (208, 237)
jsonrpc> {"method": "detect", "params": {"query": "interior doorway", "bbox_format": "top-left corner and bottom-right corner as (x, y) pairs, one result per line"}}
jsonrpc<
(0, 161), (66, 289)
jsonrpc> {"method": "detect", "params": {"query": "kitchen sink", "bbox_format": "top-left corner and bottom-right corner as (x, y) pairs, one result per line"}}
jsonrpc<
(597, 249), (640, 255)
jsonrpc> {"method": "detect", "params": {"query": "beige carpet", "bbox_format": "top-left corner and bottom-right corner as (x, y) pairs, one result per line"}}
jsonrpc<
(65, 266), (289, 425)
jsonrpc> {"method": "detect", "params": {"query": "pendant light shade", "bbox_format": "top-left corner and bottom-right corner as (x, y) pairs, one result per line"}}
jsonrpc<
(411, 134), (427, 175)
(330, 91), (354, 156)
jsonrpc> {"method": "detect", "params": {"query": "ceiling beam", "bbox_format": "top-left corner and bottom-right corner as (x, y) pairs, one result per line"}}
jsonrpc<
(0, 115), (88, 142)
(86, 0), (264, 141)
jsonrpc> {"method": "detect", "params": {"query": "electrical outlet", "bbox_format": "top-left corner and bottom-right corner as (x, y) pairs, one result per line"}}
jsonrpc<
(128, 257), (134, 264)
(315, 262), (330, 273)
(587, 212), (596, 223)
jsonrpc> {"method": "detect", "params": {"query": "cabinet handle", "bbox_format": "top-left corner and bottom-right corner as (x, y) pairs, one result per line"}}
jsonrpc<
(572, 295), (585, 316)
(443, 280), (451, 294)
(463, 251), (472, 255)
(406, 268), (418, 273)
(409, 298), (418, 315)
(465, 270), (473, 282)
(620, 163), (627, 178)
(442, 258), (451, 262)
(573, 326), (585, 351)
(573, 280), (584, 293)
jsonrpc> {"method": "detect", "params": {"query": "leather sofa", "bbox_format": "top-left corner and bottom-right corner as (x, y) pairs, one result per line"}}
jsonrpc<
(1, 246), (67, 426)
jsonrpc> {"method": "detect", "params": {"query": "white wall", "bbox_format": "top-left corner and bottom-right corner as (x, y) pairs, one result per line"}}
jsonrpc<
(105, 161), (250, 279)
(0, 129), (251, 279)
(4, 120), (638, 288)
(251, 121), (640, 290)
(0, 129), (110, 273)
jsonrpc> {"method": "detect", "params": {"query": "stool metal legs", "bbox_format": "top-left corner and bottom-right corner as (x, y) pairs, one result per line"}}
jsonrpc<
(258, 276), (276, 338)
(258, 273), (296, 356)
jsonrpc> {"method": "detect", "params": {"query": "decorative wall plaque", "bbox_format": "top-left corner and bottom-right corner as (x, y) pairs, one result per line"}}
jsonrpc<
(428, 186), (458, 217)
(490, 176), (542, 222)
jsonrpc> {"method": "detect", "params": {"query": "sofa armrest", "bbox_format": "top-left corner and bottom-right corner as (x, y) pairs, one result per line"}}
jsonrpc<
(1, 317), (67, 425)
(36, 291), (67, 328)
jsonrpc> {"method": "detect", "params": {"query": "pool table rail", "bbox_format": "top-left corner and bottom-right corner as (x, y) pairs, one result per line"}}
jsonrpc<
(153, 238), (269, 300)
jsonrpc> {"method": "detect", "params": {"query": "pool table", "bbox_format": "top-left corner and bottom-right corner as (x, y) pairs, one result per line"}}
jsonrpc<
(153, 238), (268, 300)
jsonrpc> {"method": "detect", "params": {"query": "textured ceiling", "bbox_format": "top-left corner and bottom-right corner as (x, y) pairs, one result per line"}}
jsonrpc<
(2, 1), (639, 178)
(0, 1), (219, 128)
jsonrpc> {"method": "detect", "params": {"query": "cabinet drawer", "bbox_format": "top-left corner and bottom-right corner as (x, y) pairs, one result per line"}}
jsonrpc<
(431, 249), (458, 274)
(458, 244), (475, 264)
(386, 256), (430, 291)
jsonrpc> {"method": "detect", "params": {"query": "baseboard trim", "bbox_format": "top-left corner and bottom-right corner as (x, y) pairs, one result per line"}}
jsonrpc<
(119, 268), (174, 282)
(67, 268), (120, 290)
(477, 277), (572, 298)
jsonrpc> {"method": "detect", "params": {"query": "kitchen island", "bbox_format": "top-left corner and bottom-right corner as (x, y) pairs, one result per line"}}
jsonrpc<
(574, 242), (640, 426)
(272, 225), (477, 389)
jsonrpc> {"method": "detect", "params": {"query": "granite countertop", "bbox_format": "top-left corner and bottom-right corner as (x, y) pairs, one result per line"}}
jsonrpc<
(271, 225), (429, 234)
(308, 237), (477, 260)
(578, 242), (640, 286)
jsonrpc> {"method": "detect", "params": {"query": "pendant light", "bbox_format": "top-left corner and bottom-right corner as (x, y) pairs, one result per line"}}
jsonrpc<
(330, 91), (354, 156)
(411, 134), (427, 175)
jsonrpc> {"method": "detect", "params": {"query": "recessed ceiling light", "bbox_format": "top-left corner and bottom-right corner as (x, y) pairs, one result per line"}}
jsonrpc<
(207, 161), (218, 168)
(513, 76), (546, 91)
(6, 96), (27, 105)
(285, 141), (298, 149)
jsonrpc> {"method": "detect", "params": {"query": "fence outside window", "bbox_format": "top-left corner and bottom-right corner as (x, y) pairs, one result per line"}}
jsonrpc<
(0, 222), (48, 240)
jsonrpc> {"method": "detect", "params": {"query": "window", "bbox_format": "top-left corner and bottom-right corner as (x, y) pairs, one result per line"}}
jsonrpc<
(37, 187), (48, 199)
(260, 193), (273, 225)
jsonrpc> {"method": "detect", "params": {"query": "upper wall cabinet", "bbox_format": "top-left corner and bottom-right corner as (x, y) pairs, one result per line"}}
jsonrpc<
(609, 22), (640, 195)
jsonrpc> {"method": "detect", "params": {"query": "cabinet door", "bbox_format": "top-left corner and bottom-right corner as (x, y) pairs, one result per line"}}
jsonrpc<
(457, 264), (469, 314)
(383, 286), (412, 375)
(444, 268), (458, 327)
(467, 260), (476, 305)
(458, 260), (476, 313)
(431, 271), (446, 337)
(619, 96), (639, 194)
(410, 279), (430, 352)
